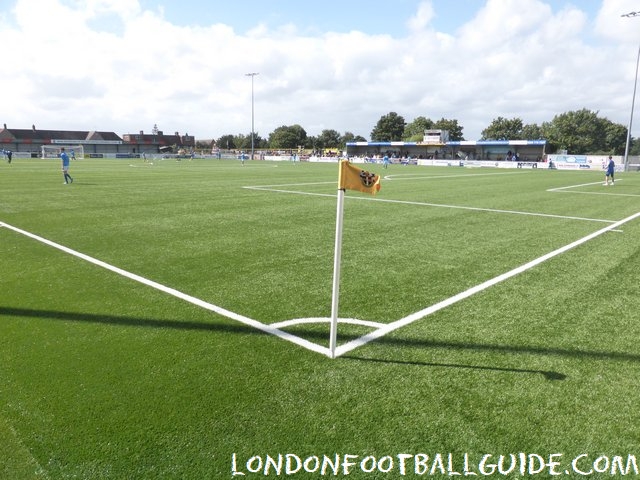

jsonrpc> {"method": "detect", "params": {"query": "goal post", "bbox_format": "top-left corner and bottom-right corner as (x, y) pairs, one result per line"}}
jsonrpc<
(41, 144), (84, 159)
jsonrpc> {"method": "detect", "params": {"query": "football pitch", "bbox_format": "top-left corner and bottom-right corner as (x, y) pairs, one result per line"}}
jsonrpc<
(2, 157), (640, 478)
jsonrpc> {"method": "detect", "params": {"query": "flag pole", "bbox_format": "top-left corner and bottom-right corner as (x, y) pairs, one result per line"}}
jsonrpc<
(329, 187), (346, 358)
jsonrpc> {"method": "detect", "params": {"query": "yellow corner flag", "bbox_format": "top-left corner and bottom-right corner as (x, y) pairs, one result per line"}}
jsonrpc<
(338, 159), (381, 195)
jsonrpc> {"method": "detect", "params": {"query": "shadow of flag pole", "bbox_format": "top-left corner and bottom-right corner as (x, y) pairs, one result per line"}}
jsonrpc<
(329, 160), (381, 358)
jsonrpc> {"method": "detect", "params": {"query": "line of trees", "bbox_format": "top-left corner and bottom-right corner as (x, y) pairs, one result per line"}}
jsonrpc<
(196, 108), (638, 156)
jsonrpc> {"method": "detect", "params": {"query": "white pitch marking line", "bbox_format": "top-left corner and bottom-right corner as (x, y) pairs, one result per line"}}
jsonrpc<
(271, 317), (386, 329)
(0, 221), (332, 357)
(382, 171), (529, 181)
(552, 190), (640, 198)
(244, 184), (617, 224)
(5, 210), (638, 359)
(332, 210), (640, 358)
(548, 180), (640, 197)
(350, 196), (616, 223)
(245, 181), (335, 189)
(547, 180), (610, 191)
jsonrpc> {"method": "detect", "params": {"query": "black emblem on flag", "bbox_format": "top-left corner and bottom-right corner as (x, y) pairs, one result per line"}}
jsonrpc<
(359, 170), (377, 187)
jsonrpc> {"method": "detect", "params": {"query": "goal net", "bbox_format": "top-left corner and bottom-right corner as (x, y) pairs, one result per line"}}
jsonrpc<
(41, 145), (84, 159)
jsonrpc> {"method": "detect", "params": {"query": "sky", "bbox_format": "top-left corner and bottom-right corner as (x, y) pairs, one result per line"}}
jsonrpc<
(1, 0), (640, 142)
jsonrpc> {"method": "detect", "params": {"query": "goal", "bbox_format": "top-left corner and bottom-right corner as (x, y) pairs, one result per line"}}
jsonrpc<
(41, 144), (84, 159)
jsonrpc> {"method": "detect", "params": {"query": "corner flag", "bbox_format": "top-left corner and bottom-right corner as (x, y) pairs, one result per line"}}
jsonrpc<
(338, 160), (381, 195)
(330, 160), (381, 358)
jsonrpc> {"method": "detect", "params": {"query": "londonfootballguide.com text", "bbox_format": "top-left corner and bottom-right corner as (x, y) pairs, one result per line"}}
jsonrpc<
(231, 452), (639, 477)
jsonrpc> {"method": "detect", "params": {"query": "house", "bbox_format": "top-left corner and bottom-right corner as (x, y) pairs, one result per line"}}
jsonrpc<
(0, 124), (195, 157)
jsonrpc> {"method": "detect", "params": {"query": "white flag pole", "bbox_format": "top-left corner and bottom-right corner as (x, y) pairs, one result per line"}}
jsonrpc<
(329, 187), (346, 358)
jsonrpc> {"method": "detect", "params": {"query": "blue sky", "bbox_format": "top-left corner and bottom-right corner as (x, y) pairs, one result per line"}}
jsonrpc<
(137, 0), (600, 35)
(138, 0), (483, 33)
(1, 0), (640, 141)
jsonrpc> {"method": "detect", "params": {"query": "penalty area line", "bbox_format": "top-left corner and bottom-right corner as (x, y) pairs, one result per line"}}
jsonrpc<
(547, 180), (609, 192)
(245, 184), (616, 224)
(333, 210), (640, 358)
(0, 221), (331, 357)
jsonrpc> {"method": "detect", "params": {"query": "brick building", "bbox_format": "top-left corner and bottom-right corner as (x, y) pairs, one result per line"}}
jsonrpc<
(0, 124), (195, 157)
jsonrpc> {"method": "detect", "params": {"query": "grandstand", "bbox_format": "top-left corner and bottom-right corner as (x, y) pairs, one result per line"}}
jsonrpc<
(346, 129), (547, 162)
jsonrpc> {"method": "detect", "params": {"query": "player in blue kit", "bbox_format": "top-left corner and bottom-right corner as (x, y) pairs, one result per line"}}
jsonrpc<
(60, 147), (73, 184)
(604, 155), (615, 186)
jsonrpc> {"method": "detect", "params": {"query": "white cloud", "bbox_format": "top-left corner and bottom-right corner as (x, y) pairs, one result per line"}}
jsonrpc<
(0, 0), (637, 141)
(407, 1), (435, 32)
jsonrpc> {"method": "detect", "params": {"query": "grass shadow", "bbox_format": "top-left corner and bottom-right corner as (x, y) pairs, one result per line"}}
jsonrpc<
(3, 306), (640, 374)
(0, 306), (267, 337)
(342, 354), (567, 381)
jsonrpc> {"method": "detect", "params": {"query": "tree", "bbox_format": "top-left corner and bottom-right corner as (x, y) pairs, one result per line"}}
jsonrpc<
(235, 134), (248, 150)
(541, 109), (626, 154)
(305, 135), (319, 151)
(268, 124), (308, 149)
(217, 134), (236, 150)
(481, 117), (524, 140)
(195, 140), (211, 150)
(340, 131), (366, 146)
(317, 129), (341, 149)
(521, 123), (543, 140)
(371, 112), (406, 141)
(236, 132), (265, 150)
(602, 122), (627, 155)
(403, 116), (465, 141)
(211, 108), (631, 156)
(403, 116), (434, 141)
(433, 118), (464, 141)
(541, 110), (599, 153)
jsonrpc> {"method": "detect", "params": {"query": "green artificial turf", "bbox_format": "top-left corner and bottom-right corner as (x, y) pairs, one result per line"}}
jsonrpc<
(1, 157), (640, 478)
